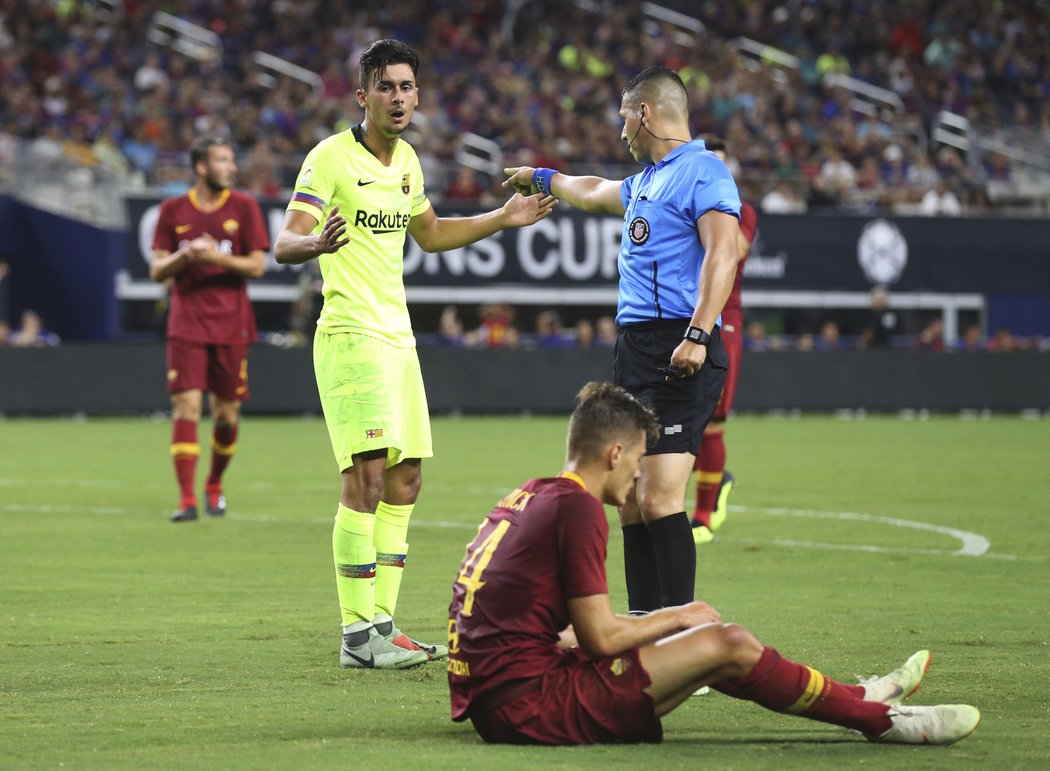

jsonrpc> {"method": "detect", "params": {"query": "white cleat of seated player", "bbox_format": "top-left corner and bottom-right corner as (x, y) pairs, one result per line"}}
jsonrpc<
(871, 704), (981, 745)
(860, 649), (932, 705)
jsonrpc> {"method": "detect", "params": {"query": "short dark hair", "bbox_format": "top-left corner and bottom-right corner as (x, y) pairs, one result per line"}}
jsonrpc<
(359, 38), (420, 90)
(621, 66), (688, 109)
(567, 382), (660, 461)
(190, 136), (231, 169)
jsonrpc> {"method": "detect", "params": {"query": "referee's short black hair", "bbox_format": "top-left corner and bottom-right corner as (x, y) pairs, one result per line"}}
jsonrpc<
(190, 136), (231, 169)
(359, 39), (420, 90)
(568, 382), (660, 460)
(621, 66), (689, 120)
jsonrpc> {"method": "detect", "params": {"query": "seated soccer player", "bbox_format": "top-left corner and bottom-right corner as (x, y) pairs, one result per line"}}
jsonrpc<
(446, 382), (980, 746)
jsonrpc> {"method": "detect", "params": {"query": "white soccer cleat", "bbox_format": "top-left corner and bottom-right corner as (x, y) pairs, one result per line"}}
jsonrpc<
(340, 627), (428, 670)
(384, 625), (449, 661)
(870, 704), (981, 745)
(860, 649), (932, 705)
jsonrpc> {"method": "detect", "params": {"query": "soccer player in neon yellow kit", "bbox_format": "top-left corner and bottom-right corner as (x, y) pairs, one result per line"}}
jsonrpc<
(274, 39), (556, 670)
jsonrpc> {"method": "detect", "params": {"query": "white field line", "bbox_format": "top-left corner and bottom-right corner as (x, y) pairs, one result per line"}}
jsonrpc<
(1, 497), (1028, 560)
(732, 504), (992, 557)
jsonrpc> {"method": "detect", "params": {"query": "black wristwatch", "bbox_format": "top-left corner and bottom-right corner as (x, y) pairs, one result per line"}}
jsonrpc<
(684, 326), (711, 346)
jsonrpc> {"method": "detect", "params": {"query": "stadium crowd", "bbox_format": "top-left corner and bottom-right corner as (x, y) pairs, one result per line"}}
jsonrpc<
(409, 302), (1046, 353)
(1, 0), (1049, 214)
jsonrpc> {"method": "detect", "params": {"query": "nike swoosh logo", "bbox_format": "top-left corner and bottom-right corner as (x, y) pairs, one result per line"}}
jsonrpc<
(358, 180), (376, 186)
(343, 648), (375, 668)
(175, 225), (192, 233)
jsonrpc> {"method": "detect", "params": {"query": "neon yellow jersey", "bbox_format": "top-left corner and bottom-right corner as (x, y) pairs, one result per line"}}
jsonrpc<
(288, 125), (431, 346)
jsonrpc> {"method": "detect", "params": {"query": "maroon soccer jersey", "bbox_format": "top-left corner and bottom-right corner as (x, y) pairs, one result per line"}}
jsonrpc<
(448, 475), (609, 721)
(152, 188), (269, 344)
(722, 201), (757, 322)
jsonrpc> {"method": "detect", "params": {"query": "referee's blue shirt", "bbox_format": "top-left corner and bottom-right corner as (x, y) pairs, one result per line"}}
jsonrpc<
(616, 139), (741, 326)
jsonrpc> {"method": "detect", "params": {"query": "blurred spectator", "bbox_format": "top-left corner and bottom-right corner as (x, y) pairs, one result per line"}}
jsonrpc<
(134, 51), (170, 93)
(916, 318), (945, 351)
(761, 180), (807, 214)
(744, 319), (773, 351)
(986, 327), (1024, 352)
(594, 315), (617, 347)
(435, 304), (465, 347)
(817, 320), (842, 351)
(444, 165), (487, 203)
(919, 180), (962, 216)
(0, 319), (9, 346)
(797, 332), (815, 352)
(575, 318), (595, 349)
(956, 324), (984, 352)
(860, 286), (899, 349)
(815, 147), (857, 205)
(10, 310), (60, 347)
(467, 303), (517, 348)
(906, 153), (940, 193)
(533, 309), (575, 348)
(121, 125), (159, 177)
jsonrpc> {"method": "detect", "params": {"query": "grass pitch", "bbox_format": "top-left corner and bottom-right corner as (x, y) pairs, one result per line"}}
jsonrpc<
(2, 414), (1048, 769)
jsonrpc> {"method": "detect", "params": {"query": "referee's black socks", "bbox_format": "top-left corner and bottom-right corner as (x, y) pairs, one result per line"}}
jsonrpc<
(622, 523), (662, 613)
(647, 512), (697, 608)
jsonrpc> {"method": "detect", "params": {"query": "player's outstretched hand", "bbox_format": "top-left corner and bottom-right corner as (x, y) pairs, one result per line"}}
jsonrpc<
(503, 166), (538, 196)
(317, 205), (350, 253)
(502, 191), (557, 227)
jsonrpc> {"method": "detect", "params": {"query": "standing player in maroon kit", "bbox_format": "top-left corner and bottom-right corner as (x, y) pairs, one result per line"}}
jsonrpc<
(447, 382), (979, 746)
(150, 137), (269, 522)
(692, 136), (757, 543)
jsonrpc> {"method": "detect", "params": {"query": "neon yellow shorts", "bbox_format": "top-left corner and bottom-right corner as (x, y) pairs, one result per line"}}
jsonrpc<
(313, 330), (433, 471)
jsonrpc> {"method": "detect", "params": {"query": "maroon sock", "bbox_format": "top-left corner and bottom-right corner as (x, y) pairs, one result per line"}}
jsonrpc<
(714, 646), (890, 736)
(171, 419), (199, 507)
(692, 432), (726, 524)
(207, 421), (238, 487)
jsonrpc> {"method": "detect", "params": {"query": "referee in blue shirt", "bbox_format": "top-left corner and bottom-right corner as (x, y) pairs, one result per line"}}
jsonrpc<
(505, 66), (741, 613)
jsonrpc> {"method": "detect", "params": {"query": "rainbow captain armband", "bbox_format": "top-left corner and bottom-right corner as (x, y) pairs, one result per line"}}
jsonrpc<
(533, 167), (559, 195)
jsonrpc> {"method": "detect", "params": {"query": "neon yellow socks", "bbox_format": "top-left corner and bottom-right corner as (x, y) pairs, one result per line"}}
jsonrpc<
(374, 501), (413, 619)
(333, 504), (376, 627)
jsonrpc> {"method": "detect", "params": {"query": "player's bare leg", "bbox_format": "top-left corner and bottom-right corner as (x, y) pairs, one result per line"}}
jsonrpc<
(204, 395), (241, 516)
(641, 622), (761, 710)
(169, 389), (203, 522)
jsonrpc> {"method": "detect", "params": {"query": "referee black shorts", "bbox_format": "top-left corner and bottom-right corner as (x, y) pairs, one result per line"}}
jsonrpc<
(614, 319), (729, 455)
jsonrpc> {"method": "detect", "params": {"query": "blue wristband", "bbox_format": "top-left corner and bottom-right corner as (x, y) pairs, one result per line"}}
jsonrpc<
(533, 167), (558, 195)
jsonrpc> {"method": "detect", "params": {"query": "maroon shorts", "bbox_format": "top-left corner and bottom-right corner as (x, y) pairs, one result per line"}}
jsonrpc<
(166, 339), (250, 401)
(469, 648), (662, 745)
(712, 317), (743, 422)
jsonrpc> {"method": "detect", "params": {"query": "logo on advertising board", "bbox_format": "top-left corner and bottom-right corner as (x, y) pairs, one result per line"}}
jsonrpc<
(857, 219), (908, 285)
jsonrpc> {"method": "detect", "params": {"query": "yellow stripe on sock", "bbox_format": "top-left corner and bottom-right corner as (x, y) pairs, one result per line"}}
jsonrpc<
(696, 470), (723, 485)
(171, 442), (200, 456)
(785, 667), (826, 714)
(211, 440), (237, 456)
